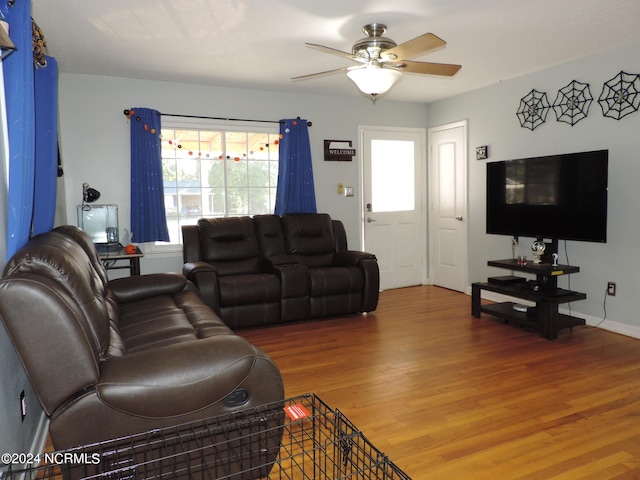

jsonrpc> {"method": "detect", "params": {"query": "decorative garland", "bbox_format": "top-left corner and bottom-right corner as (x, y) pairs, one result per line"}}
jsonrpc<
(123, 108), (281, 161)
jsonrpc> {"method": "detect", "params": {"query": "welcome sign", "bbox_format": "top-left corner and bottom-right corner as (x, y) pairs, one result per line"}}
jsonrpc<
(324, 140), (356, 161)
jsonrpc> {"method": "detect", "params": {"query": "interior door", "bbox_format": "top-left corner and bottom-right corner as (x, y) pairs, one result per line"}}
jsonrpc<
(361, 127), (425, 290)
(428, 121), (468, 293)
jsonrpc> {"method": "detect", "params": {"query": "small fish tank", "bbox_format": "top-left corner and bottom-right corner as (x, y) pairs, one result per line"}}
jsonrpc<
(77, 204), (119, 253)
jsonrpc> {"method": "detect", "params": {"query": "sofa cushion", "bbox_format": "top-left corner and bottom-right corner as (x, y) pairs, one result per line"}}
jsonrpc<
(116, 289), (234, 353)
(54, 225), (109, 288)
(218, 274), (281, 307)
(0, 275), (102, 415)
(197, 217), (262, 275)
(3, 231), (111, 359)
(96, 336), (264, 417)
(282, 214), (336, 267)
(117, 296), (199, 353)
(254, 214), (287, 257)
(309, 266), (363, 296)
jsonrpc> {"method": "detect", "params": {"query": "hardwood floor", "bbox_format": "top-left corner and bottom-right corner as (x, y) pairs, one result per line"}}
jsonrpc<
(239, 286), (640, 480)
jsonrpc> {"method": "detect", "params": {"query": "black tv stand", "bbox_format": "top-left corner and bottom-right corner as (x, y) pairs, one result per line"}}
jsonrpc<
(471, 258), (586, 340)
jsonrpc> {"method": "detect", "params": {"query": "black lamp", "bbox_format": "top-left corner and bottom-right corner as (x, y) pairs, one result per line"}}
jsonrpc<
(82, 182), (101, 210)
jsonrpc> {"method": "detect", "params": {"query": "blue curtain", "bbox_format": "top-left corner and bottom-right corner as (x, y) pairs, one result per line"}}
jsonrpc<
(130, 107), (170, 243)
(3, 0), (35, 259)
(32, 55), (59, 235)
(274, 118), (317, 215)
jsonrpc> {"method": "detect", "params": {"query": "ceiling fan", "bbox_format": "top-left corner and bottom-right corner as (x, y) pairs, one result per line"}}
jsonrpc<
(292, 23), (461, 101)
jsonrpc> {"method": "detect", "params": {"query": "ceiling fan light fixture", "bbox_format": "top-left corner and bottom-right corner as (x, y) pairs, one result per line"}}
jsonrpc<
(347, 66), (402, 97)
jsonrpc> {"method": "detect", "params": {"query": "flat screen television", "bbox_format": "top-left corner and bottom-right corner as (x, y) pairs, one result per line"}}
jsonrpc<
(486, 149), (608, 243)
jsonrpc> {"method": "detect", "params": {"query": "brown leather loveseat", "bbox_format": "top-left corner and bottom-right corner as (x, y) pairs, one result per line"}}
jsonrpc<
(0, 226), (284, 452)
(182, 213), (380, 329)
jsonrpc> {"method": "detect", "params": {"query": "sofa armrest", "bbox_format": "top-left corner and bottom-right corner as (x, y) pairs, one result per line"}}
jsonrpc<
(182, 260), (219, 278)
(359, 257), (380, 312)
(263, 254), (301, 266)
(333, 250), (376, 266)
(108, 273), (187, 303)
(98, 336), (280, 417)
(333, 252), (379, 312)
(182, 262), (221, 314)
(270, 263), (308, 299)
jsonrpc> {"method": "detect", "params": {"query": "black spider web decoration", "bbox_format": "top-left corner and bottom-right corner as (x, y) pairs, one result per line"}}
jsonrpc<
(598, 70), (640, 120)
(516, 89), (550, 131)
(552, 80), (592, 126)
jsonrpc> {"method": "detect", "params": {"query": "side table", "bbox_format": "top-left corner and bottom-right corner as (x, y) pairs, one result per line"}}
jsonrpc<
(98, 246), (143, 276)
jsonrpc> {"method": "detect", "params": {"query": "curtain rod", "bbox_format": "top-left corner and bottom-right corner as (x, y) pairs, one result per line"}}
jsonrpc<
(157, 112), (312, 126)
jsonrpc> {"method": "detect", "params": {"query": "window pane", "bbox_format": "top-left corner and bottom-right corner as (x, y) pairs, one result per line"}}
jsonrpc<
(228, 187), (248, 215)
(270, 160), (279, 187)
(202, 159), (222, 188)
(249, 187), (270, 213)
(166, 217), (181, 244)
(226, 131), (247, 161)
(249, 133), (270, 160)
(227, 158), (247, 186)
(371, 139), (415, 212)
(208, 188), (226, 215)
(174, 130), (199, 159)
(199, 131), (222, 159)
(247, 160), (268, 187)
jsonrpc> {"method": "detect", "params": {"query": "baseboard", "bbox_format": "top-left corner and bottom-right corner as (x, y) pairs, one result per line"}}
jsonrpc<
(477, 290), (640, 341)
(30, 411), (49, 455)
(580, 314), (640, 340)
(6, 413), (49, 480)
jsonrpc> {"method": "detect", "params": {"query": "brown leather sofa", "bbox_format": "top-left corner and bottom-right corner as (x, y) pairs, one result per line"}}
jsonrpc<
(182, 213), (380, 329)
(0, 226), (284, 452)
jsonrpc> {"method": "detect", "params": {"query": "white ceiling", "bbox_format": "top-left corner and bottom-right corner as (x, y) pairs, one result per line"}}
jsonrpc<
(31, 0), (640, 104)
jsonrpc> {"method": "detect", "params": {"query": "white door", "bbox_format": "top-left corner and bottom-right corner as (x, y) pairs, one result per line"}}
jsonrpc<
(361, 127), (425, 290)
(428, 121), (468, 293)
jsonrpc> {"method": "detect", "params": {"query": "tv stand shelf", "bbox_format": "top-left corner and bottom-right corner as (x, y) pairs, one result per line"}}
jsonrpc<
(487, 258), (580, 276)
(472, 259), (586, 340)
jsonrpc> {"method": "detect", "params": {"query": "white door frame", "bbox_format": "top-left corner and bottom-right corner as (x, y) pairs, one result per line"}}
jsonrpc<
(427, 120), (469, 292)
(358, 125), (428, 287)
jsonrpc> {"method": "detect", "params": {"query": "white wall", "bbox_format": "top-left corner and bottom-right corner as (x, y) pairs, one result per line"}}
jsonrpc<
(428, 39), (640, 337)
(57, 74), (428, 273)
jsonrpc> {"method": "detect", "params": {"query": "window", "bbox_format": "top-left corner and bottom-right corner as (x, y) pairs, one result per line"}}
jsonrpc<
(370, 139), (415, 212)
(159, 122), (279, 245)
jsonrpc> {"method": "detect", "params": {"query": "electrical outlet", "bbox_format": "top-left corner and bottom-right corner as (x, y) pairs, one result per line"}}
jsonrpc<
(607, 282), (616, 296)
(20, 390), (26, 421)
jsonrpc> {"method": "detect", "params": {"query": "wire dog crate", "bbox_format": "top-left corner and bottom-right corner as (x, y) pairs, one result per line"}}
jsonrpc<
(2, 393), (411, 480)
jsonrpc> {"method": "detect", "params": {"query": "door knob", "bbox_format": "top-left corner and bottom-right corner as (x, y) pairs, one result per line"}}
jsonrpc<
(367, 217), (377, 223)
(455, 216), (463, 221)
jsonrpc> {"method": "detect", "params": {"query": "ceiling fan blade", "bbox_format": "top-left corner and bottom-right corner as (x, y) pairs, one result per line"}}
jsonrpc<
(292, 66), (351, 81)
(382, 33), (446, 61)
(396, 60), (461, 76)
(305, 43), (365, 63)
